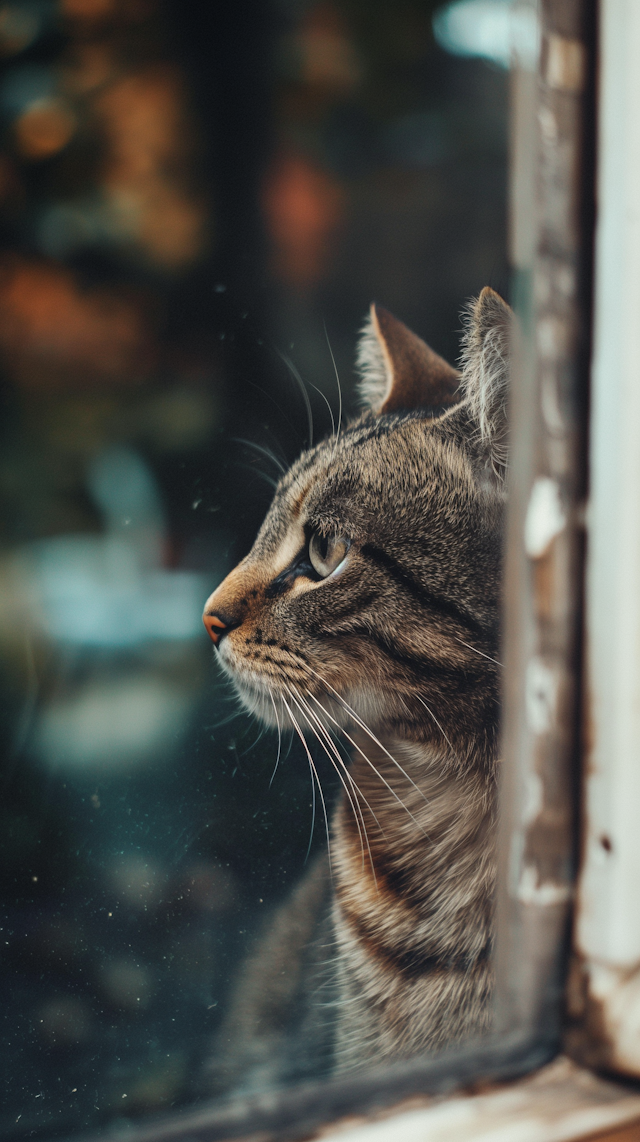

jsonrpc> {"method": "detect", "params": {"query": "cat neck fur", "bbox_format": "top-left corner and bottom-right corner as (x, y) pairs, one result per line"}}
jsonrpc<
(331, 731), (495, 1069)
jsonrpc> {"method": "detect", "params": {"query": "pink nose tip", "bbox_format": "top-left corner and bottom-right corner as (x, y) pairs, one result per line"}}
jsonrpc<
(203, 612), (227, 644)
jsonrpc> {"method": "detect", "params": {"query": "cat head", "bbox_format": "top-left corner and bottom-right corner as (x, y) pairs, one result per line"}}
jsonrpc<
(203, 288), (511, 756)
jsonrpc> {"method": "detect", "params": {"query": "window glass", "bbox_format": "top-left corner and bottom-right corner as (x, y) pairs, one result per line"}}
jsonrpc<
(0, 1), (508, 1135)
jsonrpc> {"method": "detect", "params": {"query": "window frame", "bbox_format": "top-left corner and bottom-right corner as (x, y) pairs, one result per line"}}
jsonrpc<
(59, 1), (620, 1139)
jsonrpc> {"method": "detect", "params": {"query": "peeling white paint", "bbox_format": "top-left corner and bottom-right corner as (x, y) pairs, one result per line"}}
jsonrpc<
(517, 865), (572, 907)
(525, 656), (558, 734)
(541, 371), (566, 435)
(536, 316), (566, 360)
(587, 961), (640, 1075)
(538, 105), (558, 142)
(508, 829), (526, 899)
(545, 34), (586, 92)
(524, 477), (566, 558)
(522, 772), (544, 827)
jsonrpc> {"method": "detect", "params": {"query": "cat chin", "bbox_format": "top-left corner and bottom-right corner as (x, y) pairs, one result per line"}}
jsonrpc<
(235, 678), (393, 741)
(223, 671), (366, 736)
(233, 679), (281, 727)
(229, 677), (341, 733)
(216, 645), (394, 734)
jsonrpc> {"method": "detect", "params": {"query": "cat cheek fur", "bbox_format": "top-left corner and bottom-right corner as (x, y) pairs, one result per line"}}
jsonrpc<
(203, 288), (513, 1090)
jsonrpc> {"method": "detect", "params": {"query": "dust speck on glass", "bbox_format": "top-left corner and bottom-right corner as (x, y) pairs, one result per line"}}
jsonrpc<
(0, 0), (508, 1136)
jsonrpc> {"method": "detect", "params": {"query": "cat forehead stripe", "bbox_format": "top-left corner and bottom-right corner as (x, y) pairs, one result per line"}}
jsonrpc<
(361, 544), (493, 639)
(276, 415), (412, 492)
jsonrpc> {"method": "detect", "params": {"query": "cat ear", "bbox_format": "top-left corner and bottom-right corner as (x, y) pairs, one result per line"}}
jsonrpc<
(356, 303), (460, 415)
(458, 286), (512, 477)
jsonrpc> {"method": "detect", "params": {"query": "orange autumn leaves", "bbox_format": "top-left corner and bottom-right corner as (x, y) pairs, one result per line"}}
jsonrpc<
(262, 153), (344, 291)
(0, 259), (155, 390)
(261, 3), (358, 290)
(95, 65), (207, 271)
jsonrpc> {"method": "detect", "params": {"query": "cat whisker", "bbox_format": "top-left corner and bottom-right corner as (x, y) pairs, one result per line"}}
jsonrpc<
(287, 687), (371, 881)
(306, 751), (317, 863)
(288, 686), (380, 887)
(277, 351), (314, 449)
(203, 708), (242, 731)
(302, 692), (387, 840)
(283, 726), (296, 760)
(237, 463), (279, 491)
(323, 321), (343, 456)
(281, 692), (332, 873)
(268, 690), (283, 788)
(453, 636), (503, 668)
(233, 437), (287, 475)
(303, 666), (432, 811)
(415, 694), (455, 754)
(204, 676), (249, 731)
(305, 690), (431, 841)
(305, 379), (339, 444)
(291, 686), (381, 821)
(283, 692), (318, 864)
(240, 722), (268, 757)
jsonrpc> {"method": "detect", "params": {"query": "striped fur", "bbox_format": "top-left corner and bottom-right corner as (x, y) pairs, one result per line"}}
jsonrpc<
(204, 288), (511, 1089)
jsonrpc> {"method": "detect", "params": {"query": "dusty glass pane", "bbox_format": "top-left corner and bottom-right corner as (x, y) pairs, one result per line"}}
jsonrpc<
(0, 1), (508, 1136)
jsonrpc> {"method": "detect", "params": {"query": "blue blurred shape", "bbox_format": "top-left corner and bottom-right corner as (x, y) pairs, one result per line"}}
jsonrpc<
(30, 536), (208, 646)
(27, 447), (209, 646)
(24, 447), (215, 770)
(1, 62), (53, 115)
(32, 674), (195, 770)
(89, 447), (164, 549)
(433, 0), (539, 69)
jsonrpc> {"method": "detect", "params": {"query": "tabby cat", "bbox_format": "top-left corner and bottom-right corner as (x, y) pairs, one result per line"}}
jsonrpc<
(203, 287), (511, 1090)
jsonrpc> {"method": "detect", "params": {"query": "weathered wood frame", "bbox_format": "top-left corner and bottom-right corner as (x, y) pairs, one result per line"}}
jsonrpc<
(495, 0), (593, 1046)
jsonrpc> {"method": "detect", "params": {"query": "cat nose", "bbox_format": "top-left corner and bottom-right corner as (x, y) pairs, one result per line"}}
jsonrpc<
(203, 591), (241, 645)
(203, 611), (228, 644)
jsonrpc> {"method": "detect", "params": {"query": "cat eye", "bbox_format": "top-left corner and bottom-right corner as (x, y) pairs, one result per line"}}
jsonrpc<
(308, 532), (350, 578)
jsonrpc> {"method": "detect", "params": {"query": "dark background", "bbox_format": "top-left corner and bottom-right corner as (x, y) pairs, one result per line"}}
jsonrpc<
(0, 0), (508, 1136)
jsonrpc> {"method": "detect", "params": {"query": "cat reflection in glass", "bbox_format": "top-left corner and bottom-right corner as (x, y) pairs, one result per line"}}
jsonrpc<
(203, 288), (510, 1090)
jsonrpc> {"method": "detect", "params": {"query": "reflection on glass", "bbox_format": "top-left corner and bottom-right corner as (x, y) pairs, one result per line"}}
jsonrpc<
(0, 0), (508, 1135)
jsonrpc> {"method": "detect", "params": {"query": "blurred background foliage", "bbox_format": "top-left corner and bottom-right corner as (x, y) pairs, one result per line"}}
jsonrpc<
(0, 0), (508, 1136)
